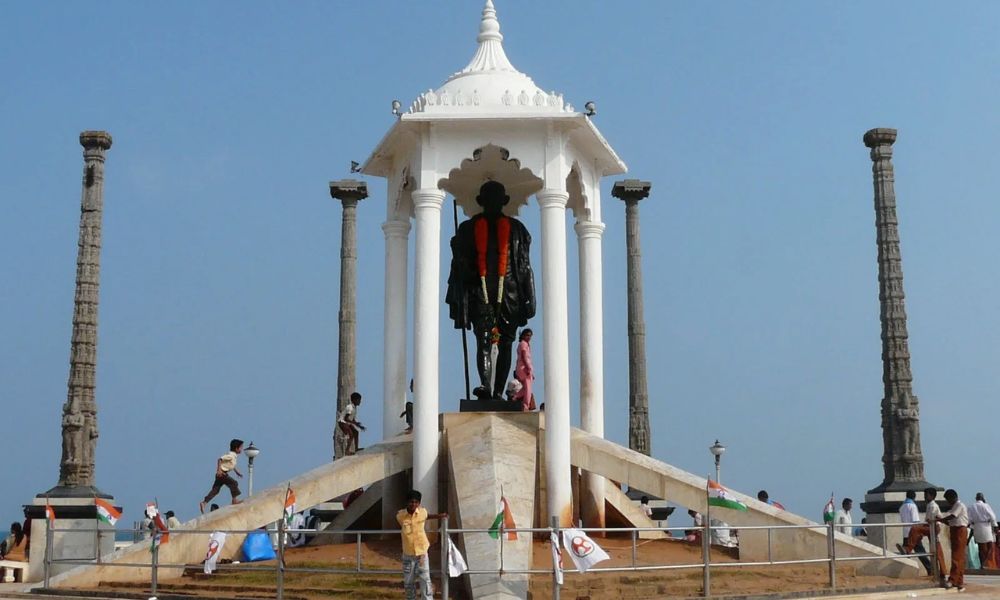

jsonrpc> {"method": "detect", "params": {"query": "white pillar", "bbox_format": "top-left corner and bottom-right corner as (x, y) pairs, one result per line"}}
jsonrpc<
(411, 188), (445, 512)
(538, 188), (573, 526)
(575, 219), (606, 527)
(381, 218), (411, 527)
(382, 218), (410, 439)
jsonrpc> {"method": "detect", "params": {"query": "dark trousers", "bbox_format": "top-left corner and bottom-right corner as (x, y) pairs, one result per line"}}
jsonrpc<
(203, 473), (240, 502)
(906, 524), (946, 578)
(948, 526), (968, 587)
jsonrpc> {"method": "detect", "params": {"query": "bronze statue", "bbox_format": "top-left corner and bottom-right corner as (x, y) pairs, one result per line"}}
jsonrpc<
(446, 181), (535, 399)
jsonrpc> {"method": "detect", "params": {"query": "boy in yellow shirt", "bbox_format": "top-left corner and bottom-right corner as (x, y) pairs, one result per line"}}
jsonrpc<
(396, 489), (447, 600)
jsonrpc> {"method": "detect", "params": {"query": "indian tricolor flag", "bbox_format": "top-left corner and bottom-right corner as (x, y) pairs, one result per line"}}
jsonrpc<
(488, 496), (517, 541)
(707, 480), (748, 512)
(823, 497), (836, 523)
(95, 498), (121, 526)
(45, 501), (56, 522)
(283, 487), (297, 525)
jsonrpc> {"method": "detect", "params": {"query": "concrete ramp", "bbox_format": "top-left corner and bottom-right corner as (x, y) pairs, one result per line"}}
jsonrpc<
(603, 479), (666, 539)
(446, 413), (537, 600)
(49, 437), (412, 588)
(570, 428), (920, 577)
(311, 480), (384, 545)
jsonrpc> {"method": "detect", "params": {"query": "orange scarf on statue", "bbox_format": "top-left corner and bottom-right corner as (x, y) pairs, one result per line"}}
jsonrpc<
(474, 215), (511, 304)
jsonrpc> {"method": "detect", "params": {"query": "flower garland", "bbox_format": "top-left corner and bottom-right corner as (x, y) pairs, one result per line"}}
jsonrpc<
(473, 215), (512, 304)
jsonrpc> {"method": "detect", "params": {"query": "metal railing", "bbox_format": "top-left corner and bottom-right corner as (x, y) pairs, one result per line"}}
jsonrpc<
(40, 516), (935, 600)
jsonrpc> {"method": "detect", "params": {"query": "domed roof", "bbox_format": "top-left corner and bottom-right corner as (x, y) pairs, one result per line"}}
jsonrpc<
(405, 1), (574, 115)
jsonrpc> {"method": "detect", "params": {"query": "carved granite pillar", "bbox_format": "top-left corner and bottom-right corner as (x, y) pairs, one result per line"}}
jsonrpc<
(54, 131), (113, 495)
(612, 180), (652, 456)
(329, 179), (368, 459)
(863, 128), (931, 491)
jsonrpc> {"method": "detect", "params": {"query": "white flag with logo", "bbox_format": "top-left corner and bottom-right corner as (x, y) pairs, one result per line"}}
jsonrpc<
(203, 531), (227, 574)
(561, 528), (610, 573)
(550, 530), (564, 585)
(447, 536), (468, 577)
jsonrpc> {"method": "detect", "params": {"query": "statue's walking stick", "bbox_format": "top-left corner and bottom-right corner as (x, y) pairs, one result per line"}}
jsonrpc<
(454, 197), (472, 401)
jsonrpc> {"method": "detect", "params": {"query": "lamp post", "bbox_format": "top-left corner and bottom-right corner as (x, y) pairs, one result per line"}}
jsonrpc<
(709, 439), (726, 483)
(245, 442), (260, 496)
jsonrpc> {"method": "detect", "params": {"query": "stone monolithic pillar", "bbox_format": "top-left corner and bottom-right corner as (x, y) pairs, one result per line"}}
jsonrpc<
(58, 131), (112, 490)
(576, 219), (606, 527)
(864, 128), (928, 488)
(612, 180), (652, 456)
(538, 188), (574, 526)
(329, 180), (368, 459)
(411, 187), (445, 512)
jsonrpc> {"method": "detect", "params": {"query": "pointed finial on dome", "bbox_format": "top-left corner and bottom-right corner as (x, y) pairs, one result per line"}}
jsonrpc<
(452, 0), (516, 75)
(478, 0), (503, 43)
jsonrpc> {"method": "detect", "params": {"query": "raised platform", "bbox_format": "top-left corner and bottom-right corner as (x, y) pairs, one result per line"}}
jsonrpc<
(459, 399), (523, 412)
(45, 413), (920, 598)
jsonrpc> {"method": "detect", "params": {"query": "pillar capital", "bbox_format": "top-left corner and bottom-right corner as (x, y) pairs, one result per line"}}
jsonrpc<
(79, 131), (112, 151)
(411, 188), (446, 211)
(574, 220), (605, 240)
(611, 179), (651, 202)
(536, 188), (569, 208)
(863, 128), (897, 149)
(329, 179), (369, 205)
(381, 219), (412, 239)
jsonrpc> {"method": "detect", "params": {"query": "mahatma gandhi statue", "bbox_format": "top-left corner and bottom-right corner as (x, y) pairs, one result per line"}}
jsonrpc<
(446, 181), (536, 399)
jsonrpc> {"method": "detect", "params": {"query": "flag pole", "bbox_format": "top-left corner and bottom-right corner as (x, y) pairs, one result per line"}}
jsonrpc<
(499, 486), (505, 576)
(703, 476), (711, 597)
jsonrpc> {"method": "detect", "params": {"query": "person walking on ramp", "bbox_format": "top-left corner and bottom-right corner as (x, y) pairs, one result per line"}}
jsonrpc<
(200, 438), (244, 513)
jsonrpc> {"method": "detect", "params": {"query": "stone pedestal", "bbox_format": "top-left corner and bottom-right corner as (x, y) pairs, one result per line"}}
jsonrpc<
(24, 497), (118, 582)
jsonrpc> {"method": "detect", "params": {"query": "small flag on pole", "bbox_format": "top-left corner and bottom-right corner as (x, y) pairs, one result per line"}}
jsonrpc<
(203, 531), (227, 574)
(146, 503), (170, 550)
(561, 528), (610, 573)
(823, 496), (836, 523)
(283, 486), (297, 525)
(95, 498), (121, 526)
(550, 530), (564, 585)
(488, 496), (517, 541)
(708, 480), (749, 512)
(446, 536), (468, 577)
(45, 498), (56, 522)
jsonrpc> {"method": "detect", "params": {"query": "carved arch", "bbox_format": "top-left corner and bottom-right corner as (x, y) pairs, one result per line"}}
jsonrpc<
(439, 144), (543, 217)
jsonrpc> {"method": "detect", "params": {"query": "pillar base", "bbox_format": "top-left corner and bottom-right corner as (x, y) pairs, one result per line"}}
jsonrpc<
(24, 494), (119, 582)
(39, 485), (113, 499)
(861, 481), (942, 559)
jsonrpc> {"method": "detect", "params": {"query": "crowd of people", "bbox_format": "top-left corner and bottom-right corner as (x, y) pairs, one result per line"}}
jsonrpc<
(898, 488), (999, 591)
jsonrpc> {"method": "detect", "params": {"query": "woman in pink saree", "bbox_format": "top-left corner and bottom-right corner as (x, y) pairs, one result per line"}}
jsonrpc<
(514, 328), (534, 411)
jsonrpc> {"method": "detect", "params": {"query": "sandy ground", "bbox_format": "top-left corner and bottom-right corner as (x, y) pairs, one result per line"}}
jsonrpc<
(33, 536), (950, 599)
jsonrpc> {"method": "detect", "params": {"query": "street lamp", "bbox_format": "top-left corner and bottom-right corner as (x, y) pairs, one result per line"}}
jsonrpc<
(245, 441), (260, 496)
(709, 439), (726, 483)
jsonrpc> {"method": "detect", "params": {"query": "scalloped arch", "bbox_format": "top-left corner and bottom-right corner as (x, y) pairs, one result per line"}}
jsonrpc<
(439, 144), (544, 217)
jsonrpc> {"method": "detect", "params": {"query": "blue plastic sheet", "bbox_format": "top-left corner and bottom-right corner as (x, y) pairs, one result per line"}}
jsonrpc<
(241, 530), (276, 562)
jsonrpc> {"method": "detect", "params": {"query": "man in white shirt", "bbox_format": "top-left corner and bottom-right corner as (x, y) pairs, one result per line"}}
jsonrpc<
(834, 498), (853, 536)
(900, 487), (946, 584)
(938, 489), (969, 590)
(898, 490), (931, 574)
(969, 492), (997, 568)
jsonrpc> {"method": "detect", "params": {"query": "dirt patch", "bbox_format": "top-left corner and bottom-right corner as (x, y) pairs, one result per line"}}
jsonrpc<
(62, 537), (927, 599)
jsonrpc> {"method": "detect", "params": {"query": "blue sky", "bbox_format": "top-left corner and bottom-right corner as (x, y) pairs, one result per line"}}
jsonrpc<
(2, 1), (999, 529)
